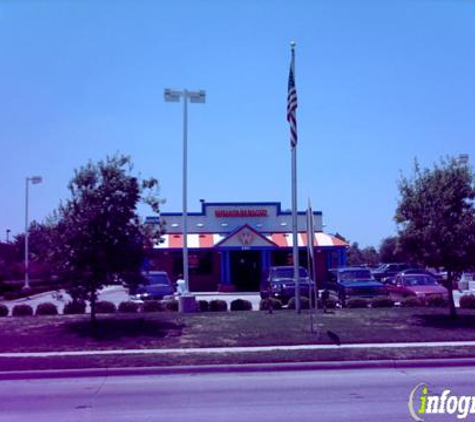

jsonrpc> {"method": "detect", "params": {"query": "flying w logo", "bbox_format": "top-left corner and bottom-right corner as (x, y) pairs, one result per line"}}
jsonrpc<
(239, 231), (254, 246)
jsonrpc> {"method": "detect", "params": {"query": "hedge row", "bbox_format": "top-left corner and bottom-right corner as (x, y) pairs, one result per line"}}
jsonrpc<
(3, 294), (470, 316)
(0, 298), (256, 317)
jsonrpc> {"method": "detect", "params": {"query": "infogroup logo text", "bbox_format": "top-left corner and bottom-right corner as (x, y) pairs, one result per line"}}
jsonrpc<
(409, 383), (475, 420)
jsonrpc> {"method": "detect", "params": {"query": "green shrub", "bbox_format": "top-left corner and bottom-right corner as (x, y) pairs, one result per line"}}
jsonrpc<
(0, 304), (8, 317)
(287, 296), (310, 310)
(3, 292), (19, 301)
(12, 304), (34, 317)
(460, 294), (475, 309)
(323, 298), (338, 309)
(198, 300), (209, 312)
(230, 299), (252, 311)
(209, 299), (228, 312)
(163, 299), (179, 312)
(346, 298), (369, 308)
(259, 298), (283, 311)
(63, 301), (86, 315)
(35, 302), (58, 316)
(400, 296), (425, 307)
(426, 295), (448, 308)
(95, 300), (116, 314)
(118, 301), (139, 313)
(371, 296), (395, 308)
(142, 300), (162, 313)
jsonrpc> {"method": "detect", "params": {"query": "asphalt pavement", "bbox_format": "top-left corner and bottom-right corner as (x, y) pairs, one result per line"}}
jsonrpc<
(2, 365), (475, 421)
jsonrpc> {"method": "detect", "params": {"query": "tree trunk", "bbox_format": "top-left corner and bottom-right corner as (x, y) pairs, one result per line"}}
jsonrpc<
(447, 270), (457, 319)
(90, 287), (97, 329)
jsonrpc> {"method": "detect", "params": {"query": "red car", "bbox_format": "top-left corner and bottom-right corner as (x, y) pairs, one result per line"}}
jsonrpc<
(385, 273), (448, 301)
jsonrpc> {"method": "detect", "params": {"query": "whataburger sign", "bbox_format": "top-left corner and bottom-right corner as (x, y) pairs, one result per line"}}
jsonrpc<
(214, 209), (268, 218)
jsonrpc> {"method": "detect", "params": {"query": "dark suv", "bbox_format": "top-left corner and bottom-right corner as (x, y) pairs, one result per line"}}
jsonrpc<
(372, 263), (412, 282)
(131, 271), (175, 301)
(325, 267), (387, 307)
(260, 266), (315, 304)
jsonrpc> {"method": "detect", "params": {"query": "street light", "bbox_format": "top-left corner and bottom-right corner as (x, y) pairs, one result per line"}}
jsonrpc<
(24, 175), (42, 291)
(164, 88), (206, 294)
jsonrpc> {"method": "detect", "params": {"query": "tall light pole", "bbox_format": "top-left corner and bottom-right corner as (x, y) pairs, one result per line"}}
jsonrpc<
(24, 175), (42, 291)
(164, 88), (206, 294)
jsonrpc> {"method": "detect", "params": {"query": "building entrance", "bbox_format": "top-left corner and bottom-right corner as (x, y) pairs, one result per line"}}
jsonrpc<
(229, 250), (261, 291)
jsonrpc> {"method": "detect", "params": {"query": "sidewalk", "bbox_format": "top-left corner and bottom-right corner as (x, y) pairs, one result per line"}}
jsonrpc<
(2, 340), (475, 358)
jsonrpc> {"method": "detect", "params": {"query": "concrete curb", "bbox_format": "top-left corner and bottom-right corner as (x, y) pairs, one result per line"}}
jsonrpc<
(1, 358), (475, 381)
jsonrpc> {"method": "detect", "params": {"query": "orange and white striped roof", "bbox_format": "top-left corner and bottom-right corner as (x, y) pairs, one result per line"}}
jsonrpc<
(154, 232), (347, 249)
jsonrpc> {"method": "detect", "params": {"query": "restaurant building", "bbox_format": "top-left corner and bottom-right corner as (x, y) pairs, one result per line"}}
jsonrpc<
(145, 201), (348, 292)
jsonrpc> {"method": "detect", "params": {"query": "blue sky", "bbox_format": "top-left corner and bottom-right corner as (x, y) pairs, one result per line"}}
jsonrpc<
(1, 0), (474, 248)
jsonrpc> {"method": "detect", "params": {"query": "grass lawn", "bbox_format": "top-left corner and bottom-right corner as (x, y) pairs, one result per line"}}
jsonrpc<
(1, 307), (475, 370)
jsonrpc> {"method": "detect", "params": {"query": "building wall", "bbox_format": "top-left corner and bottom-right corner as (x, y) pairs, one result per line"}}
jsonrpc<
(147, 202), (323, 235)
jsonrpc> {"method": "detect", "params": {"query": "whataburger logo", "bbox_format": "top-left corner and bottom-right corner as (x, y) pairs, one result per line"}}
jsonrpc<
(409, 383), (475, 420)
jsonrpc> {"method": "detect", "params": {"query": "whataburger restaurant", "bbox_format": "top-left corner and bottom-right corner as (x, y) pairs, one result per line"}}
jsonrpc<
(145, 202), (348, 292)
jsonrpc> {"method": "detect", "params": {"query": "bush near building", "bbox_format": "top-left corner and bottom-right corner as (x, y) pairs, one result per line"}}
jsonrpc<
(209, 299), (228, 312)
(230, 299), (252, 311)
(459, 294), (475, 309)
(400, 296), (425, 307)
(259, 298), (283, 311)
(346, 298), (369, 308)
(163, 299), (179, 312)
(35, 302), (58, 316)
(0, 304), (8, 317)
(426, 295), (448, 308)
(287, 296), (310, 310)
(142, 300), (162, 313)
(95, 301), (116, 314)
(63, 301), (86, 315)
(197, 300), (209, 312)
(12, 304), (34, 317)
(118, 301), (139, 313)
(370, 296), (395, 308)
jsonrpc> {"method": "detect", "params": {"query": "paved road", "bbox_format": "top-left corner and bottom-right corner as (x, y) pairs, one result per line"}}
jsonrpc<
(1, 365), (474, 421)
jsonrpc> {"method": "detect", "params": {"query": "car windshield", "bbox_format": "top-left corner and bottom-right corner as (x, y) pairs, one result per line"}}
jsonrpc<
(340, 270), (373, 281)
(403, 276), (438, 286)
(273, 268), (308, 278)
(147, 274), (170, 285)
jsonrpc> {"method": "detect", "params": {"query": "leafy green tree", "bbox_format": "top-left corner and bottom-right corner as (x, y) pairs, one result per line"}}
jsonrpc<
(395, 157), (475, 317)
(347, 242), (364, 266)
(347, 242), (379, 266)
(378, 236), (408, 264)
(53, 155), (161, 325)
(361, 246), (379, 266)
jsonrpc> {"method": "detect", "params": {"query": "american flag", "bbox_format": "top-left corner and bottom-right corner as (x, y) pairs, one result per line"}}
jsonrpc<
(287, 54), (298, 148)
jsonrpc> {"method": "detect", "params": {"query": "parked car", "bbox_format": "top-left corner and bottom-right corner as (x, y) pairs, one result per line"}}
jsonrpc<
(397, 268), (444, 283)
(260, 266), (315, 305)
(372, 263), (413, 282)
(384, 273), (448, 301)
(324, 267), (388, 307)
(131, 271), (175, 301)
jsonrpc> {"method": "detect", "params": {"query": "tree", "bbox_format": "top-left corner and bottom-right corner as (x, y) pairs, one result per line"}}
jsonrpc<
(378, 236), (408, 264)
(347, 242), (379, 266)
(395, 157), (475, 317)
(347, 242), (364, 266)
(54, 155), (161, 325)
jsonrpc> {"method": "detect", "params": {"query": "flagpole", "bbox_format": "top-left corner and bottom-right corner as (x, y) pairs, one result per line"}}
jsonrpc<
(289, 41), (300, 314)
(306, 200), (313, 331)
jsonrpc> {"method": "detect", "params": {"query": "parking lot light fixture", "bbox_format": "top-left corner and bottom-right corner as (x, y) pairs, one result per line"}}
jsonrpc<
(24, 175), (43, 291)
(164, 88), (206, 294)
